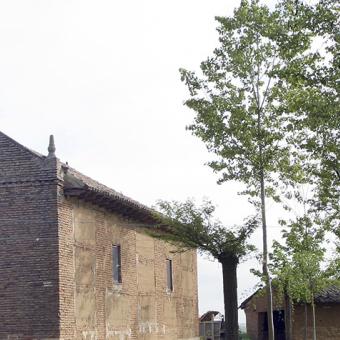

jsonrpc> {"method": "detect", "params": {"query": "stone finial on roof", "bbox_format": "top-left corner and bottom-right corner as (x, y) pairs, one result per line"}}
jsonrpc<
(47, 135), (56, 158)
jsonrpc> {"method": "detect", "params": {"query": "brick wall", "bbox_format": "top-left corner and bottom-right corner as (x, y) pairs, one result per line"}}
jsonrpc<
(243, 292), (340, 340)
(58, 199), (199, 340)
(58, 186), (75, 339)
(0, 132), (60, 338)
(0, 131), (199, 340)
(293, 304), (340, 340)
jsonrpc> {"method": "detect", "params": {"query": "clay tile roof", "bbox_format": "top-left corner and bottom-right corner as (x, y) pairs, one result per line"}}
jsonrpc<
(0, 131), (45, 159)
(240, 284), (340, 309)
(315, 285), (340, 304)
(63, 165), (159, 224)
(0, 130), (159, 224)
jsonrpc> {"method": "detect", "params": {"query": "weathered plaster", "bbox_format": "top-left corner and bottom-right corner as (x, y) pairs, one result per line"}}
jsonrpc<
(69, 201), (199, 339)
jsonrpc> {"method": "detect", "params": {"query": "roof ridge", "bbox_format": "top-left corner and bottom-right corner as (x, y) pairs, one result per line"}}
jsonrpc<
(0, 131), (157, 223)
(0, 130), (45, 159)
(240, 283), (340, 308)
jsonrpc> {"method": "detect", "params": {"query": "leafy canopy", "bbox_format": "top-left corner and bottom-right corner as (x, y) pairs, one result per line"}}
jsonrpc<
(179, 0), (316, 205)
(270, 215), (333, 304)
(151, 199), (256, 262)
(277, 0), (339, 225)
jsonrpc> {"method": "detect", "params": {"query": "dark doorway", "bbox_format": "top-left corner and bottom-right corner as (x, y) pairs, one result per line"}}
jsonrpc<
(258, 310), (286, 340)
(274, 310), (285, 340)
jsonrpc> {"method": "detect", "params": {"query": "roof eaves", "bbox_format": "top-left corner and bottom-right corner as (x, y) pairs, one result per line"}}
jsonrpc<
(63, 171), (158, 224)
(240, 284), (340, 309)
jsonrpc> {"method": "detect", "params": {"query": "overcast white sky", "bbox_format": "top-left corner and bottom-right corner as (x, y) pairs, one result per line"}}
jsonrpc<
(0, 0), (287, 324)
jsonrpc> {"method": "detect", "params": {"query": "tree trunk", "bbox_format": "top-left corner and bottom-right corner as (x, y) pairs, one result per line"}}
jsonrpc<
(284, 293), (293, 340)
(304, 303), (308, 340)
(220, 255), (239, 340)
(311, 298), (317, 340)
(260, 167), (275, 340)
(257, 87), (275, 340)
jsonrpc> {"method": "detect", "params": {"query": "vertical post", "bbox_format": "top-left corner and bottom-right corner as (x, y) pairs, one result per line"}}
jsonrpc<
(304, 303), (308, 340)
(311, 299), (317, 340)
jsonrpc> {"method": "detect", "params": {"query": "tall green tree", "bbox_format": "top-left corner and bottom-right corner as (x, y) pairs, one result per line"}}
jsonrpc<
(179, 1), (315, 338)
(276, 0), (339, 226)
(271, 10), (339, 339)
(149, 199), (256, 340)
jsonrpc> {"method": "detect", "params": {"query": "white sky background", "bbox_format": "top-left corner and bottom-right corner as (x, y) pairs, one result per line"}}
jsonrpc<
(0, 0), (287, 324)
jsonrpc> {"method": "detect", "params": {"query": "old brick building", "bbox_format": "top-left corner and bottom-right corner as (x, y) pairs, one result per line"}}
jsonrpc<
(0, 131), (199, 340)
(240, 286), (340, 340)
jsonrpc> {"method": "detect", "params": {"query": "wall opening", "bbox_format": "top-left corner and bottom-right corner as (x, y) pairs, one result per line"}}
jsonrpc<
(112, 244), (122, 283)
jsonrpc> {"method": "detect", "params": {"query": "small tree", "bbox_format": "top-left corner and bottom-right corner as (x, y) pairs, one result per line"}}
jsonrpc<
(271, 216), (331, 340)
(150, 199), (256, 340)
(270, 242), (294, 340)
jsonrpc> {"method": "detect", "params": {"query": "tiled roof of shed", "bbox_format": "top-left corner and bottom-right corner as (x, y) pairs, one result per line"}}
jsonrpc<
(315, 285), (340, 304)
(240, 285), (340, 309)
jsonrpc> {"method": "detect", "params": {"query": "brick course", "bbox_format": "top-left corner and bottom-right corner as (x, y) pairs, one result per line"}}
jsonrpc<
(0, 132), (199, 340)
(242, 290), (340, 340)
(0, 133), (60, 338)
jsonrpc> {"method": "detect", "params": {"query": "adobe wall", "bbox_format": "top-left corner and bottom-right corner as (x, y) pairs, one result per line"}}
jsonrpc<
(243, 291), (284, 340)
(243, 292), (340, 340)
(243, 308), (257, 340)
(58, 198), (199, 340)
(293, 304), (340, 340)
(0, 133), (60, 338)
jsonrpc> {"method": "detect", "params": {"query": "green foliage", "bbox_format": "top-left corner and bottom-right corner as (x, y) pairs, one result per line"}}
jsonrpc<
(330, 230), (340, 279)
(270, 215), (333, 304)
(180, 0), (339, 221)
(149, 199), (256, 340)
(179, 0), (315, 204)
(275, 0), (339, 226)
(239, 331), (251, 340)
(175, 1), (338, 337)
(150, 199), (257, 262)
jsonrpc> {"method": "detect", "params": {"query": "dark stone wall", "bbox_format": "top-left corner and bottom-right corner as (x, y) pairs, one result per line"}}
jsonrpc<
(0, 132), (60, 338)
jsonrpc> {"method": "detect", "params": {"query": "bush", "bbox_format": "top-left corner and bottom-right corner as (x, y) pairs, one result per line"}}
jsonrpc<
(239, 331), (251, 340)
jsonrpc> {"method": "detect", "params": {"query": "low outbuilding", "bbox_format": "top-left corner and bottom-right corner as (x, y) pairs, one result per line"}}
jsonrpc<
(240, 285), (340, 340)
(199, 311), (225, 340)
